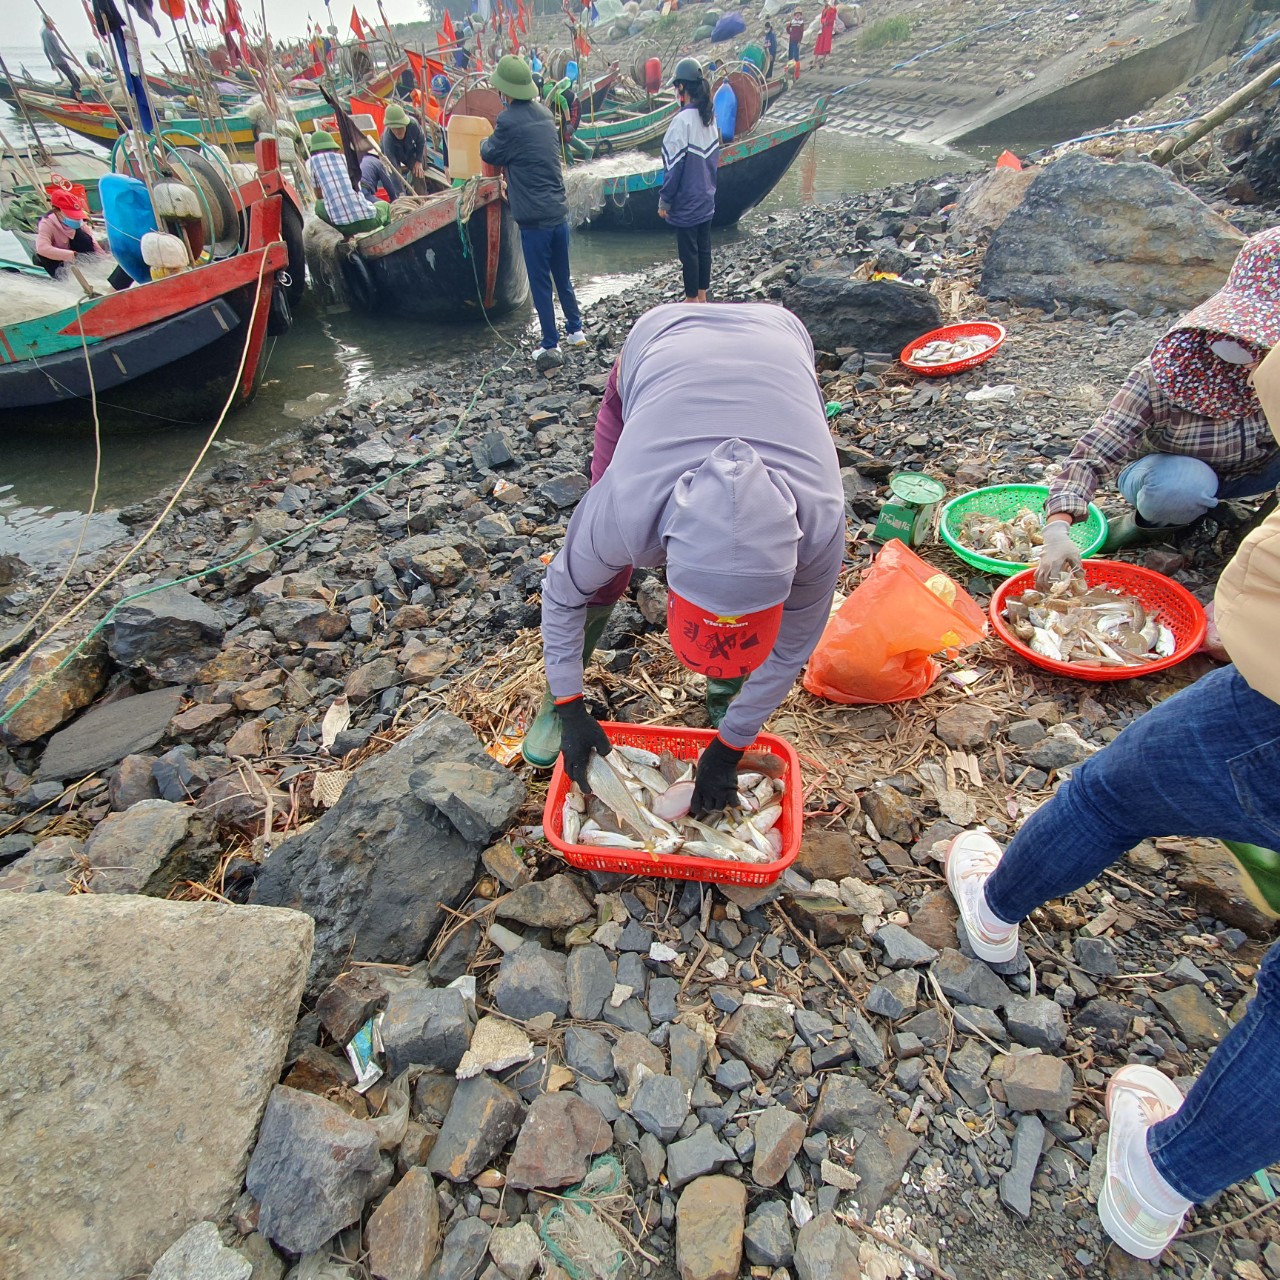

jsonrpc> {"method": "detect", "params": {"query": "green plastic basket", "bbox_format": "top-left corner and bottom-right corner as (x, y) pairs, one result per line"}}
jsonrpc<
(940, 484), (1108, 578)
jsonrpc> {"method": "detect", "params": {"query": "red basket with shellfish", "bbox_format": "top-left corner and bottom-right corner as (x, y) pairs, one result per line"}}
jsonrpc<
(990, 560), (1207, 682)
(543, 722), (802, 885)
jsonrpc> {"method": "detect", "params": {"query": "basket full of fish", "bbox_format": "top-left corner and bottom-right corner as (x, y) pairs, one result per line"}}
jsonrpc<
(940, 483), (1108, 577)
(989, 560), (1207, 682)
(543, 723), (803, 885)
(900, 321), (1006, 377)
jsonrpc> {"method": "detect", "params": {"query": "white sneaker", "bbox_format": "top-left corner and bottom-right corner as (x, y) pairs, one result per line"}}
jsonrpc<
(944, 831), (1019, 963)
(564, 329), (587, 346)
(1099, 1066), (1191, 1260)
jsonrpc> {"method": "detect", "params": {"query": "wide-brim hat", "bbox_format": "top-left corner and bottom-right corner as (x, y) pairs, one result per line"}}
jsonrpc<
(384, 103), (410, 127)
(1150, 227), (1280, 417)
(492, 54), (537, 100)
(307, 130), (340, 154)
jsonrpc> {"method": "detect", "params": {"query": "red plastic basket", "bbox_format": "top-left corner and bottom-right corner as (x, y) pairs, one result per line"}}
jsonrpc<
(990, 560), (1207, 682)
(900, 321), (1006, 377)
(543, 721), (802, 886)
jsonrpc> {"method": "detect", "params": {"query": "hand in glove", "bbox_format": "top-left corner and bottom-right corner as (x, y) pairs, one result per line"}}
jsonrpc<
(690, 736), (745, 817)
(554, 695), (612, 792)
(1035, 518), (1082, 590)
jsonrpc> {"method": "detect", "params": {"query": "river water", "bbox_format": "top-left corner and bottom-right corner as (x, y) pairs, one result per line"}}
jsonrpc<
(0, 90), (973, 565)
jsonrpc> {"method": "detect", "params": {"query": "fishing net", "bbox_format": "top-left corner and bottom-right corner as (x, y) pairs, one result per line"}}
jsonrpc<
(564, 154), (662, 227)
(301, 213), (352, 305)
(0, 255), (120, 328)
(539, 1156), (634, 1280)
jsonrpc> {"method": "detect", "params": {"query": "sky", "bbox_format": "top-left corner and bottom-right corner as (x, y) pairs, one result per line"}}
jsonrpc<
(14, 0), (432, 48)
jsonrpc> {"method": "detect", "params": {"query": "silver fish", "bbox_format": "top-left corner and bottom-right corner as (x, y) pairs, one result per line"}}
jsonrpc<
(586, 753), (656, 844)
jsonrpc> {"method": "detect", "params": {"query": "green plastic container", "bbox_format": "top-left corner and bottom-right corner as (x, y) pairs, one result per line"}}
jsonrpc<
(741, 42), (766, 71)
(940, 483), (1108, 578)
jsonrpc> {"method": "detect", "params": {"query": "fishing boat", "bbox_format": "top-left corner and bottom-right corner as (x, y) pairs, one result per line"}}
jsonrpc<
(315, 175), (528, 321)
(0, 137), (292, 424)
(575, 99), (827, 230)
(0, 143), (112, 215)
(575, 95), (677, 154)
(20, 89), (331, 150)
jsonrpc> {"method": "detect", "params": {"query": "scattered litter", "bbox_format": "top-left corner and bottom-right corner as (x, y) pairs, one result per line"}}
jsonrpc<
(344, 1014), (384, 1094)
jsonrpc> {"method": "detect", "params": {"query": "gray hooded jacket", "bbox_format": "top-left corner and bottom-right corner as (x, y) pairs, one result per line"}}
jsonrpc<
(541, 303), (846, 748)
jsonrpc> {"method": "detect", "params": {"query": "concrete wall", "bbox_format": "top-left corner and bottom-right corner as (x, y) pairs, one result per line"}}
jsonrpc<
(953, 0), (1252, 149)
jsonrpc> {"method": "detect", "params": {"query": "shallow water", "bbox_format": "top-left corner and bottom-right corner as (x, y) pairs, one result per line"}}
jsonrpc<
(0, 98), (971, 564)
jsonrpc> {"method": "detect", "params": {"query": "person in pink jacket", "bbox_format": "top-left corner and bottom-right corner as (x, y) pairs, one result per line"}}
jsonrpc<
(34, 188), (131, 290)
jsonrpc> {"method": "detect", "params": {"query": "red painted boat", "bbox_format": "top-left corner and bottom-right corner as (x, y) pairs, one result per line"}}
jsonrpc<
(0, 138), (292, 424)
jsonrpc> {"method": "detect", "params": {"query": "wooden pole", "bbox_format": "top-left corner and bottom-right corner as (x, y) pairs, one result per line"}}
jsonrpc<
(1151, 56), (1280, 166)
(0, 50), (53, 165)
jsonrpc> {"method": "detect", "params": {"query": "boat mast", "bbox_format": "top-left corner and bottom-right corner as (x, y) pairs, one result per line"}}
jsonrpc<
(0, 48), (53, 166)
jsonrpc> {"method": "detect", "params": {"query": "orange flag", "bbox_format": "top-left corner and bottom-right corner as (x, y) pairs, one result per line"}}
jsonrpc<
(441, 7), (456, 41)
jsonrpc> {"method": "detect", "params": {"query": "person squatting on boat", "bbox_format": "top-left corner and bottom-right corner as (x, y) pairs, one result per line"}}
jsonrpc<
(34, 188), (132, 291)
(658, 58), (719, 304)
(381, 102), (428, 186)
(944, 344), (1280, 1262)
(523, 303), (846, 818)
(481, 55), (586, 358)
(307, 131), (389, 236)
(1037, 227), (1280, 585)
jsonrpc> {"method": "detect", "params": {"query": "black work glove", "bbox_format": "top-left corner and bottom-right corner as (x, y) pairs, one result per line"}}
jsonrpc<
(554, 696), (611, 792)
(691, 736), (745, 817)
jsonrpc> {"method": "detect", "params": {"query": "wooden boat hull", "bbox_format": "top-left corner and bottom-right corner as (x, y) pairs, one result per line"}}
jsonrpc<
(583, 102), (826, 231)
(0, 139), (289, 422)
(22, 91), (330, 150)
(576, 97), (677, 153)
(353, 178), (529, 321)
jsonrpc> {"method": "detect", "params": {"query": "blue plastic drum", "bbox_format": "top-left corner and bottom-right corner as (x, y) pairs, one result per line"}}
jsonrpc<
(98, 173), (158, 284)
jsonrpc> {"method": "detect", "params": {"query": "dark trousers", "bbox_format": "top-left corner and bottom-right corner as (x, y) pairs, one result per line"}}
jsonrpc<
(37, 229), (133, 291)
(675, 221), (712, 298)
(53, 57), (81, 96)
(787, 38), (800, 60)
(520, 221), (581, 349)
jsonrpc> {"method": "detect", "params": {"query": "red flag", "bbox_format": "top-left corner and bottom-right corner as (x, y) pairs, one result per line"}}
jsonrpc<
(507, 15), (518, 50)
(441, 7), (456, 42)
(159, 0), (186, 19)
(575, 31), (591, 57)
(436, 29), (449, 55)
(350, 6), (365, 39)
(224, 0), (243, 32)
(406, 48), (445, 83)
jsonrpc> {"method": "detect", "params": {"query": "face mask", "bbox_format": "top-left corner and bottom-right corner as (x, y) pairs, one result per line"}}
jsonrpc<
(1210, 337), (1259, 366)
(61, 216), (82, 229)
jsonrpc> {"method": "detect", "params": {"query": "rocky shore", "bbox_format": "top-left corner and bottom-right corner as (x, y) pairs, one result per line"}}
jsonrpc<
(2, 86), (1279, 1280)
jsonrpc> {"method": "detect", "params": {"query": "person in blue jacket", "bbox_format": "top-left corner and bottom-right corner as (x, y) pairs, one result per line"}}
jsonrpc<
(658, 58), (720, 303)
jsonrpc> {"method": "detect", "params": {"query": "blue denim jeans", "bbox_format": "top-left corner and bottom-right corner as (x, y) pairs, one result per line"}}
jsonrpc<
(1118, 450), (1280, 527)
(984, 665), (1280, 1203)
(520, 221), (581, 350)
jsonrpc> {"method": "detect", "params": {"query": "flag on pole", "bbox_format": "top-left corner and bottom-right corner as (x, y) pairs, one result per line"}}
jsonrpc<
(350, 6), (365, 38)
(441, 7), (455, 42)
(159, 0), (186, 19)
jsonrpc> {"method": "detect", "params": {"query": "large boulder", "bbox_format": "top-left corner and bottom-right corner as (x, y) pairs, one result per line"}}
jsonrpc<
(949, 165), (1040, 237)
(105, 584), (227, 683)
(781, 275), (942, 354)
(251, 712), (525, 998)
(0, 633), (109, 748)
(980, 152), (1244, 314)
(0, 894), (312, 1280)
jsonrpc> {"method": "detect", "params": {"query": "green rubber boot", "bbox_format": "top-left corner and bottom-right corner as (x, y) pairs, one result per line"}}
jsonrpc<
(1102, 512), (1185, 553)
(705, 676), (745, 729)
(1221, 840), (1280, 919)
(521, 604), (616, 769)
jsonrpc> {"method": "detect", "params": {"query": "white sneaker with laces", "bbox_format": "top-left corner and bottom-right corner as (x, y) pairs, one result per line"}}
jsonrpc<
(564, 329), (587, 346)
(944, 830), (1019, 963)
(1099, 1065), (1191, 1260)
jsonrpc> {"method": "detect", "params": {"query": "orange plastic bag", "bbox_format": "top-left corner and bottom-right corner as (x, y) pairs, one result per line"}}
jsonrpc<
(803, 541), (987, 705)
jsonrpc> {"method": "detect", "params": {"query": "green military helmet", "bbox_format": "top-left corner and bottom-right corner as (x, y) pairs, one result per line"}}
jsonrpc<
(670, 56), (704, 87)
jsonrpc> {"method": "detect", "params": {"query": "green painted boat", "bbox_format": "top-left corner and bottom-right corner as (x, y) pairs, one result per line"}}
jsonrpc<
(574, 96), (678, 153)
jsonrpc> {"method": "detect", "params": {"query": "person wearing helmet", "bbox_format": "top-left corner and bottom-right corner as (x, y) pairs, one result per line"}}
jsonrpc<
(381, 101), (427, 184)
(482, 55), (586, 360)
(1037, 228), (1280, 587)
(659, 58), (719, 303)
(524, 302), (846, 815)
